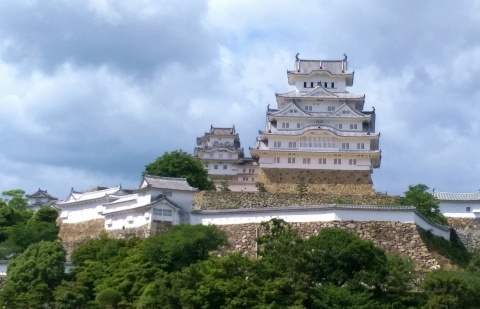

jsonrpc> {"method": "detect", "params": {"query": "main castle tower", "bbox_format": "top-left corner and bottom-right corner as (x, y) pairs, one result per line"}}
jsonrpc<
(250, 54), (381, 195)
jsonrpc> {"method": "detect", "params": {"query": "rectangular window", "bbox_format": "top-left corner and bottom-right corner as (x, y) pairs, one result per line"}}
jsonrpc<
(243, 177), (248, 181)
(249, 168), (254, 173)
(282, 123), (290, 129)
(304, 82), (307, 88)
(303, 158), (311, 164)
(466, 207), (471, 212)
(324, 82), (328, 88)
(310, 82), (314, 88)
(219, 153), (223, 158)
(214, 165), (218, 169)
(357, 143), (365, 150)
(288, 141), (297, 148)
(342, 143), (349, 149)
(209, 153), (214, 158)
(304, 106), (312, 111)
(350, 124), (357, 130)
(228, 153), (233, 158)
(243, 168), (246, 173)
(274, 157), (280, 163)
(288, 157), (296, 164)
(328, 106), (335, 112)
(349, 159), (357, 165)
(331, 82), (335, 88)
(318, 158), (326, 164)
(274, 141), (282, 148)
(297, 123), (301, 128)
(336, 124), (343, 129)
(334, 158), (341, 165)
(223, 165), (227, 169)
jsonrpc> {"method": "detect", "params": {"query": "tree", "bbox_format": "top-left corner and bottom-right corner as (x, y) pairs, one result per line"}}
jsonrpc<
(96, 288), (122, 309)
(1, 189), (29, 208)
(422, 269), (480, 308)
(1, 241), (66, 307)
(144, 150), (215, 191)
(140, 224), (227, 272)
(296, 177), (308, 195)
(219, 181), (231, 192)
(255, 182), (267, 192)
(401, 184), (448, 225)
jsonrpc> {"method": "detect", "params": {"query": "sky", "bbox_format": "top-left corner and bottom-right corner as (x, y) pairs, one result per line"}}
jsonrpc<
(1, 0), (480, 200)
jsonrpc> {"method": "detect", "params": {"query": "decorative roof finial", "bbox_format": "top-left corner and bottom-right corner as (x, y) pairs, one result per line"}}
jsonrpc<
(267, 104), (270, 111)
(372, 106), (375, 113)
(295, 52), (300, 61)
(343, 53), (347, 61)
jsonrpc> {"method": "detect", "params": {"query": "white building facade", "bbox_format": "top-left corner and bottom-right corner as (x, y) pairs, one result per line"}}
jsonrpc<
(250, 55), (381, 172)
(195, 126), (259, 191)
(434, 191), (480, 218)
(56, 176), (198, 229)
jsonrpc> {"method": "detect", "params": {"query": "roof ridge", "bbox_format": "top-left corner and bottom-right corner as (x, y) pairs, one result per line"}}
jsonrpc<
(145, 175), (188, 181)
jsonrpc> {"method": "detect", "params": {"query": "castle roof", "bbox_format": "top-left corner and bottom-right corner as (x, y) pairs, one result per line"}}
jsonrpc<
(434, 192), (480, 201)
(287, 57), (354, 86)
(137, 175), (198, 192)
(26, 188), (58, 200)
(60, 186), (124, 204)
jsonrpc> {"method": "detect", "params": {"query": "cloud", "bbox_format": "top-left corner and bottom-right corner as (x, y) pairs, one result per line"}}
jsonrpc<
(1, 1), (480, 199)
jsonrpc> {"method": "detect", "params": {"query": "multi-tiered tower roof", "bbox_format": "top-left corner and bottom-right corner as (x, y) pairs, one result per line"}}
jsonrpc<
(250, 55), (381, 194)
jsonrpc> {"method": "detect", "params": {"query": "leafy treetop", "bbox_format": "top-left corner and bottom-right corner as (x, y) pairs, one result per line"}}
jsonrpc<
(144, 150), (215, 191)
(400, 184), (448, 225)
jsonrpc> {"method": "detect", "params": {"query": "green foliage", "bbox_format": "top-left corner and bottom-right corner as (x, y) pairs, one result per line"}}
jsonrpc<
(1, 241), (66, 307)
(96, 288), (122, 308)
(422, 269), (480, 308)
(140, 224), (227, 272)
(383, 253), (417, 294)
(296, 177), (308, 195)
(219, 181), (231, 191)
(0, 206), (59, 258)
(54, 280), (88, 309)
(144, 150), (215, 191)
(419, 229), (471, 268)
(1, 189), (29, 208)
(255, 181), (267, 192)
(310, 285), (376, 309)
(400, 184), (448, 225)
(304, 227), (387, 289)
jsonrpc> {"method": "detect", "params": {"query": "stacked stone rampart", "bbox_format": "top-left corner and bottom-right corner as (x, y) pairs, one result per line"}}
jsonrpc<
(258, 168), (375, 195)
(218, 221), (439, 269)
(193, 191), (399, 210)
(447, 218), (480, 251)
(59, 220), (172, 257)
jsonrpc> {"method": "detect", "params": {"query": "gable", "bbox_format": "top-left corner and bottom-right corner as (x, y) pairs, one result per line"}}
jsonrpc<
(272, 102), (310, 117)
(329, 103), (366, 118)
(304, 86), (337, 98)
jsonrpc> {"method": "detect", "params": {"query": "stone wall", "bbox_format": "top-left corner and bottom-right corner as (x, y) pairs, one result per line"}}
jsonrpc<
(258, 168), (375, 195)
(447, 218), (480, 251)
(193, 191), (400, 210)
(58, 219), (105, 257)
(218, 221), (441, 269)
(59, 220), (173, 257)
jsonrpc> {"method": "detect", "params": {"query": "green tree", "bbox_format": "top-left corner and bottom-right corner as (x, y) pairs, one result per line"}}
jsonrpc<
(1, 240), (66, 307)
(296, 177), (308, 195)
(96, 288), (122, 308)
(422, 269), (480, 308)
(255, 182), (267, 192)
(140, 224), (227, 272)
(1, 189), (29, 208)
(219, 181), (231, 192)
(401, 184), (448, 225)
(144, 150), (215, 191)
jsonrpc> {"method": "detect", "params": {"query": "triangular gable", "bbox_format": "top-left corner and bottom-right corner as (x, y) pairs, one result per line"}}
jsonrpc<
(303, 85), (338, 98)
(151, 197), (180, 211)
(328, 103), (367, 118)
(270, 101), (310, 117)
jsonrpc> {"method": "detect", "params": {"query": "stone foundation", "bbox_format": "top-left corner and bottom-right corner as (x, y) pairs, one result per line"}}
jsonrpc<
(59, 220), (173, 257)
(257, 168), (375, 195)
(58, 219), (105, 257)
(447, 218), (480, 251)
(218, 221), (441, 269)
(193, 191), (399, 210)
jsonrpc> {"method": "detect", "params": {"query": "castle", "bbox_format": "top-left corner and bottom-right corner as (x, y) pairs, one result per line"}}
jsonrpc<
(26, 55), (480, 269)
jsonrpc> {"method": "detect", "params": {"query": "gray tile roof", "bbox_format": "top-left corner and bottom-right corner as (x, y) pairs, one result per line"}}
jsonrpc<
(434, 192), (480, 201)
(141, 175), (198, 191)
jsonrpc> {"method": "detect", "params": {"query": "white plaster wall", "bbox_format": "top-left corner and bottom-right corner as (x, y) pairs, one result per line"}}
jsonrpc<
(414, 213), (451, 239)
(294, 77), (346, 92)
(258, 155), (371, 170)
(60, 201), (106, 223)
(192, 208), (450, 240)
(439, 201), (480, 218)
